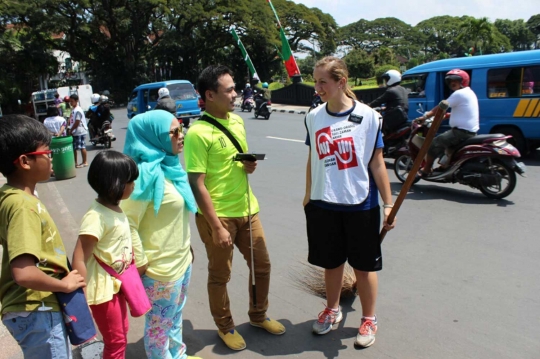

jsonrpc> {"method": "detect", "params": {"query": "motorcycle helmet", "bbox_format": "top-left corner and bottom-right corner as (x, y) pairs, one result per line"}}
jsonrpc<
(445, 69), (470, 87)
(158, 87), (170, 99)
(91, 93), (100, 104)
(262, 82), (269, 89)
(246, 83), (251, 88)
(99, 95), (108, 103)
(63, 96), (70, 102)
(382, 70), (401, 86)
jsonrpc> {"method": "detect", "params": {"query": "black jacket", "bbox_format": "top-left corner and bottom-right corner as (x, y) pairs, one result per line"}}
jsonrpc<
(369, 85), (409, 111)
(155, 96), (176, 114)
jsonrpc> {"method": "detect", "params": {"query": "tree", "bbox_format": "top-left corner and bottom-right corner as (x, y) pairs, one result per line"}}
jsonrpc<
(494, 19), (535, 51)
(526, 14), (540, 48)
(458, 17), (495, 55)
(415, 16), (469, 58)
(344, 49), (374, 85)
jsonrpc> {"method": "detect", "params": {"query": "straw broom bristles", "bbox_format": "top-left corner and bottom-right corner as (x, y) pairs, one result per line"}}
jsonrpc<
(289, 262), (357, 299)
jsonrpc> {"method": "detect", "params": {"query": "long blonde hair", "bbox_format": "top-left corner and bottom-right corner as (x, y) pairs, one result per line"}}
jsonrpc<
(314, 56), (357, 100)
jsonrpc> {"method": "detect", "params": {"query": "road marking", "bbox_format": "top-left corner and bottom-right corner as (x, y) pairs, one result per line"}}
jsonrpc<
(266, 136), (304, 143)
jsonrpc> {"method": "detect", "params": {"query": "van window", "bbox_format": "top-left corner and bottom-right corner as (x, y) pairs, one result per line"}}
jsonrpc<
(130, 91), (137, 101)
(402, 74), (427, 98)
(149, 88), (160, 102)
(167, 83), (197, 101)
(487, 66), (540, 98)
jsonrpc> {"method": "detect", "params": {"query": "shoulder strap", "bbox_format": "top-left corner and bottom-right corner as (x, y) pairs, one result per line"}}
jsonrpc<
(199, 114), (244, 153)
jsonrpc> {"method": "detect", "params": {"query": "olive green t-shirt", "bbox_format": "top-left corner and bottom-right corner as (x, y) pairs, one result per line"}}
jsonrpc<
(184, 112), (259, 217)
(0, 185), (69, 315)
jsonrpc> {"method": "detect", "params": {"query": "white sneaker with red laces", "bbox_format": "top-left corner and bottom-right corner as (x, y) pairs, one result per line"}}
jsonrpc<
(355, 316), (378, 347)
(312, 306), (342, 335)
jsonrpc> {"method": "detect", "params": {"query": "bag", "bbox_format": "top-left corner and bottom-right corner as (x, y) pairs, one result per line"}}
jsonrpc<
(55, 261), (97, 346)
(94, 255), (151, 317)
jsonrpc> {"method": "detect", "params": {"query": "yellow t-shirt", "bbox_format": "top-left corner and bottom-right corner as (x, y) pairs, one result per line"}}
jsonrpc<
(79, 201), (133, 305)
(121, 179), (192, 283)
(0, 185), (70, 315)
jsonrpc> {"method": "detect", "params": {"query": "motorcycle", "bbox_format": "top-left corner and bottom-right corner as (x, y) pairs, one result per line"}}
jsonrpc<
(373, 106), (411, 159)
(308, 92), (323, 113)
(254, 94), (272, 120)
(90, 119), (116, 148)
(393, 111), (526, 199)
(241, 96), (254, 112)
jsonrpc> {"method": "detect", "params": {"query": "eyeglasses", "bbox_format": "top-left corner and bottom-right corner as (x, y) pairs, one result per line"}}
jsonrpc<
(169, 125), (184, 137)
(13, 150), (53, 164)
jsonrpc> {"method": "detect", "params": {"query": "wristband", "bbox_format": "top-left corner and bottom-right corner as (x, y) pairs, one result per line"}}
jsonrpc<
(382, 204), (393, 208)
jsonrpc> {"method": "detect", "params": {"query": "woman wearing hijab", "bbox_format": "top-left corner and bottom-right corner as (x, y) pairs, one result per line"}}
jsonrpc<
(121, 110), (201, 359)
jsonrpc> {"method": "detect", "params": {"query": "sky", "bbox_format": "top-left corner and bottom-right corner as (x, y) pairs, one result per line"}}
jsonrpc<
(292, 0), (538, 27)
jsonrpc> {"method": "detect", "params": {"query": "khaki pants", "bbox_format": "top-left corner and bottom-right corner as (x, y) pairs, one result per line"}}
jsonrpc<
(195, 213), (271, 332)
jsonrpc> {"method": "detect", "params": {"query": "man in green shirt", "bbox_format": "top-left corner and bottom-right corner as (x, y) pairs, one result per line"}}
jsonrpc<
(185, 65), (285, 351)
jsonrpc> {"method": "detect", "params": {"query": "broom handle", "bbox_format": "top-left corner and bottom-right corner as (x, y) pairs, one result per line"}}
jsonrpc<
(380, 100), (449, 243)
(246, 172), (257, 308)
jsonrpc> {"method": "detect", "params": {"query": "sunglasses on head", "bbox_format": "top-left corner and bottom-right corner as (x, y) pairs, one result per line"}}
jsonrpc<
(169, 125), (184, 137)
(13, 150), (53, 164)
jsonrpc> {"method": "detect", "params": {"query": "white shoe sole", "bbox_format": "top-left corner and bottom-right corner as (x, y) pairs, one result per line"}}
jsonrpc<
(355, 335), (376, 347)
(313, 311), (343, 335)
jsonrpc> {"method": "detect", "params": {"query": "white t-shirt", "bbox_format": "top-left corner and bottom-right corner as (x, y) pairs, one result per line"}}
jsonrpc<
(69, 105), (88, 136)
(447, 87), (479, 132)
(305, 101), (381, 205)
(43, 116), (66, 136)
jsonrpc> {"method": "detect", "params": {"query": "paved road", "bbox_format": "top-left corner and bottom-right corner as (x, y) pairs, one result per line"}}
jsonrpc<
(5, 107), (539, 359)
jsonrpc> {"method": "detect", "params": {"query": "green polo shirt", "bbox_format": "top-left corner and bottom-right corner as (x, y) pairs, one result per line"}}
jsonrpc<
(184, 112), (259, 217)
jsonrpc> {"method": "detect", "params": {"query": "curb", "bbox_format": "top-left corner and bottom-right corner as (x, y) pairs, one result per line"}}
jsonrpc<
(234, 103), (307, 115)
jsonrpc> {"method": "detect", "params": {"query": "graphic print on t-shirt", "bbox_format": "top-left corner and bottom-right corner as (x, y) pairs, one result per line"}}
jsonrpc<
(315, 124), (358, 170)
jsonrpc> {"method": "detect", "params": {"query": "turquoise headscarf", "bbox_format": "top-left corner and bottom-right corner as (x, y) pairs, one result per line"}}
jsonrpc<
(123, 110), (197, 215)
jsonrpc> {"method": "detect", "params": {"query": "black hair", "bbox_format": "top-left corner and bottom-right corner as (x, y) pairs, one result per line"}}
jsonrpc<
(87, 150), (139, 205)
(0, 115), (51, 176)
(197, 65), (234, 102)
(47, 105), (59, 117)
(54, 92), (60, 98)
(70, 94), (79, 101)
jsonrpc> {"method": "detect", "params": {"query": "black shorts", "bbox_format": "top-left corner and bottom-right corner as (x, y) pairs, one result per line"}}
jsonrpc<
(304, 203), (382, 272)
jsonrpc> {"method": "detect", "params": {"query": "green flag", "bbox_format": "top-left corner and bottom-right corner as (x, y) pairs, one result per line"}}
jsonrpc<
(267, 0), (301, 77)
(230, 28), (259, 81)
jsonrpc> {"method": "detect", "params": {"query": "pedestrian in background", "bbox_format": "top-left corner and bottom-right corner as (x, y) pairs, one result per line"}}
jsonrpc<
(43, 105), (66, 137)
(185, 65), (285, 352)
(68, 94), (88, 168)
(72, 150), (140, 359)
(304, 56), (395, 348)
(0, 115), (86, 359)
(122, 110), (201, 359)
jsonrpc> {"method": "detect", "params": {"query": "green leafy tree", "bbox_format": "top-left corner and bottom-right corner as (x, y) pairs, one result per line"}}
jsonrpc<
(526, 14), (540, 48)
(414, 16), (469, 58)
(344, 49), (374, 85)
(494, 19), (536, 51)
(458, 17), (495, 55)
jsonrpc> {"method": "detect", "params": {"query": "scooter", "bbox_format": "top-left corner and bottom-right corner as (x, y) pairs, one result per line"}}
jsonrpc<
(241, 96), (254, 112)
(90, 119), (116, 148)
(372, 106), (411, 159)
(254, 94), (272, 120)
(393, 111), (526, 199)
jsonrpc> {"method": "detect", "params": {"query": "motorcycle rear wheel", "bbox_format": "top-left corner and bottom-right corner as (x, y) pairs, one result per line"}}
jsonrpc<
(478, 160), (516, 199)
(394, 154), (421, 184)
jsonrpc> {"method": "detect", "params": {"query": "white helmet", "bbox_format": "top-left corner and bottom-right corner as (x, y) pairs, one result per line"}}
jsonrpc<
(245, 83), (251, 88)
(382, 70), (402, 86)
(158, 87), (170, 99)
(99, 95), (108, 103)
(91, 93), (100, 104)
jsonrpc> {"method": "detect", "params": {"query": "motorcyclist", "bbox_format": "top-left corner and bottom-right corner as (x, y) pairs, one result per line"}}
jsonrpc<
(254, 82), (270, 110)
(154, 87), (176, 115)
(369, 70), (409, 135)
(86, 93), (101, 138)
(57, 95), (72, 121)
(417, 69), (479, 176)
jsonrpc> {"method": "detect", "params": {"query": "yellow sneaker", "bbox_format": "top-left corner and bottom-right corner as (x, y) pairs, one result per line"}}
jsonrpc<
(250, 317), (286, 335)
(217, 329), (247, 351)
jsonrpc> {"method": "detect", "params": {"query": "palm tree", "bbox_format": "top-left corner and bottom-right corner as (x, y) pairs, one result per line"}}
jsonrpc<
(458, 17), (494, 55)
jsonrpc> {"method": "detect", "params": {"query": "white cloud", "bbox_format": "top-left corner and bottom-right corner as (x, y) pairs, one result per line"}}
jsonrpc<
(293, 0), (539, 26)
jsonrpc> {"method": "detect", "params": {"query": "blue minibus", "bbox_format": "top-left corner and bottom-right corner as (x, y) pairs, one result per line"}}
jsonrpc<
(127, 80), (200, 125)
(402, 50), (540, 154)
